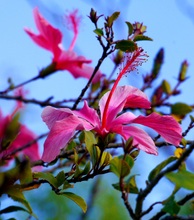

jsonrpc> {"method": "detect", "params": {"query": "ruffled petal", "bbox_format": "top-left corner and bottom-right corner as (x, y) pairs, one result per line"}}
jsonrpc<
(121, 125), (158, 155)
(132, 112), (182, 145)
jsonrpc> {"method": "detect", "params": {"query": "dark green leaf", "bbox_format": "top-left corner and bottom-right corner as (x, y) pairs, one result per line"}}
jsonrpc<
(166, 170), (194, 190)
(148, 156), (177, 181)
(133, 35), (153, 42)
(82, 161), (91, 175)
(19, 159), (33, 185)
(171, 102), (192, 116)
(0, 205), (28, 214)
(152, 48), (164, 78)
(93, 28), (104, 36)
(115, 40), (137, 52)
(61, 192), (87, 213)
(6, 186), (36, 217)
(34, 172), (58, 188)
(125, 21), (133, 36)
(162, 196), (180, 215)
(56, 171), (66, 187)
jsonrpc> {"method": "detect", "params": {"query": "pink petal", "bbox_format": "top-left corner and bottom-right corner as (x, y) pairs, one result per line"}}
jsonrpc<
(41, 106), (73, 129)
(42, 114), (92, 162)
(74, 101), (101, 129)
(99, 86), (150, 124)
(132, 112), (182, 146)
(25, 7), (62, 58)
(121, 125), (158, 155)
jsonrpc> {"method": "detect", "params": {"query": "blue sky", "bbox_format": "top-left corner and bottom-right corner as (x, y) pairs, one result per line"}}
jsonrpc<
(0, 0), (194, 218)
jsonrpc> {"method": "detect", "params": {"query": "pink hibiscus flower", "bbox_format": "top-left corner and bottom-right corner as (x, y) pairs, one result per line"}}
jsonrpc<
(41, 85), (182, 162)
(25, 8), (101, 83)
(0, 90), (40, 164)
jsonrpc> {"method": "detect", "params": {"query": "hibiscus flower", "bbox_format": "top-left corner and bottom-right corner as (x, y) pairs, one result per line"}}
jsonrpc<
(41, 85), (182, 162)
(25, 8), (101, 82)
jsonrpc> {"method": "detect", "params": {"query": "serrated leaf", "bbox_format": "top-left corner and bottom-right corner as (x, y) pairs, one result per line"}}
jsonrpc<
(0, 205), (28, 214)
(171, 103), (192, 116)
(148, 156), (177, 181)
(125, 21), (133, 36)
(6, 186), (35, 216)
(162, 196), (180, 215)
(33, 172), (58, 188)
(134, 35), (153, 42)
(115, 40), (137, 52)
(61, 192), (87, 213)
(93, 28), (104, 36)
(166, 170), (194, 190)
(107, 11), (120, 27)
(162, 80), (171, 94)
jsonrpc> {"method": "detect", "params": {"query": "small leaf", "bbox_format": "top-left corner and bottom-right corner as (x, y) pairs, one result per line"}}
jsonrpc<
(6, 186), (35, 216)
(82, 161), (91, 175)
(178, 60), (189, 82)
(171, 103), (192, 116)
(115, 40), (137, 52)
(33, 172), (58, 188)
(110, 157), (130, 178)
(0, 205), (28, 214)
(148, 156), (177, 181)
(84, 131), (99, 167)
(56, 171), (66, 187)
(2, 113), (20, 150)
(93, 28), (104, 36)
(162, 80), (171, 94)
(152, 48), (164, 78)
(162, 196), (180, 215)
(61, 192), (87, 213)
(100, 151), (112, 167)
(125, 21), (133, 36)
(107, 11), (120, 27)
(133, 35), (153, 42)
(166, 170), (194, 190)
(112, 175), (139, 194)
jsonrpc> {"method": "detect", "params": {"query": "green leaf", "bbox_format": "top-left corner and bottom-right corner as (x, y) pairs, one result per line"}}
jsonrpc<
(56, 171), (66, 187)
(2, 113), (20, 150)
(171, 102), (192, 116)
(166, 170), (194, 190)
(133, 35), (153, 42)
(19, 159), (33, 185)
(162, 80), (171, 94)
(112, 175), (139, 194)
(93, 28), (104, 36)
(61, 192), (87, 213)
(0, 205), (28, 214)
(115, 40), (137, 52)
(110, 157), (130, 178)
(107, 11), (120, 27)
(125, 21), (133, 36)
(162, 196), (180, 215)
(100, 151), (112, 167)
(6, 186), (35, 216)
(148, 156), (177, 181)
(82, 161), (91, 175)
(84, 131), (99, 167)
(152, 48), (164, 78)
(34, 172), (58, 188)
